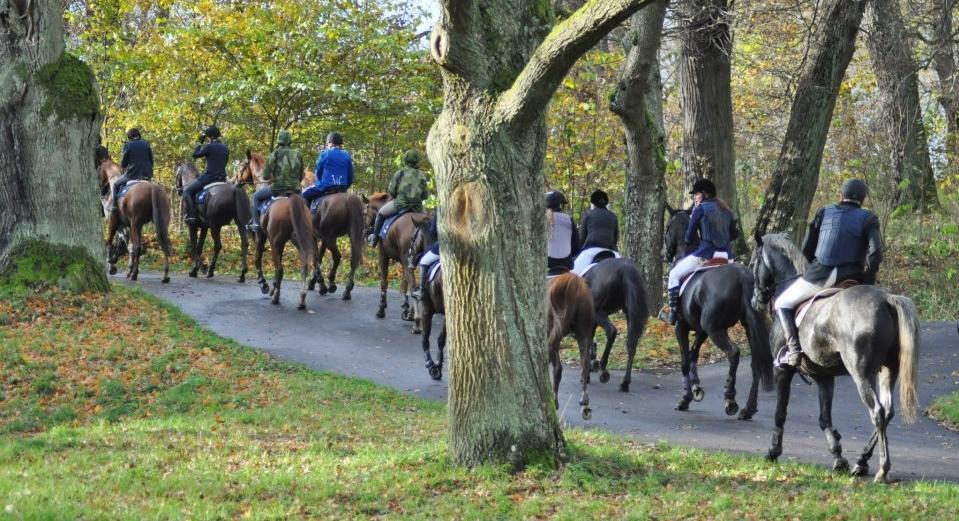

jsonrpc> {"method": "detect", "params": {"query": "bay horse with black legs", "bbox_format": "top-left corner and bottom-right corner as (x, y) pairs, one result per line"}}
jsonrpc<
(175, 160), (252, 281)
(580, 258), (649, 393)
(364, 193), (430, 322)
(237, 152), (314, 309)
(98, 159), (171, 283)
(409, 221), (446, 380)
(663, 207), (774, 418)
(547, 272), (596, 420)
(751, 233), (920, 483)
(308, 193), (365, 300)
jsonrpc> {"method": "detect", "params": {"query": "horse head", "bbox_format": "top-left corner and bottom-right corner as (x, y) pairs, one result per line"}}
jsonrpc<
(174, 160), (199, 192)
(234, 150), (265, 187)
(364, 192), (391, 232)
(749, 232), (807, 313)
(662, 205), (695, 265)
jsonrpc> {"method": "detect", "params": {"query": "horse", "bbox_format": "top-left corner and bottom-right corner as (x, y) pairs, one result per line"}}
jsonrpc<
(237, 151), (314, 309)
(409, 221), (446, 380)
(663, 207), (774, 419)
(750, 232), (920, 483)
(308, 192), (366, 300)
(98, 159), (171, 283)
(175, 160), (252, 281)
(364, 193), (430, 324)
(547, 272), (596, 421)
(581, 258), (650, 393)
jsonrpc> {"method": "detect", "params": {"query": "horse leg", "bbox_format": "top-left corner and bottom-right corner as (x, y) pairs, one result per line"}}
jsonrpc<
(105, 216), (118, 275)
(578, 326), (593, 420)
(401, 261), (413, 322)
(206, 227), (222, 278)
(298, 239), (310, 311)
(811, 375), (848, 472)
(674, 323), (694, 411)
(851, 366), (896, 482)
(596, 313), (616, 384)
(270, 239), (284, 305)
(437, 322), (447, 373)
(343, 235), (359, 301)
(422, 305), (440, 380)
(766, 368), (796, 461)
(376, 253), (388, 319)
(237, 219), (248, 283)
(127, 223), (142, 281)
(327, 241), (341, 294)
(314, 241), (327, 294)
(548, 339), (562, 407)
(196, 227), (209, 273)
(739, 318), (760, 420)
(688, 331), (708, 403)
(255, 232), (269, 294)
(188, 225), (200, 277)
(710, 329), (740, 416)
(411, 263), (422, 334)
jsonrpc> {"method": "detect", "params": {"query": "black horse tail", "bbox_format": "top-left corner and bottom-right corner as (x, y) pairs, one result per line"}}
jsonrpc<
(151, 184), (172, 257)
(888, 294), (920, 424)
(743, 286), (774, 392)
(622, 263), (649, 352)
(290, 194), (314, 269)
(234, 185), (253, 234)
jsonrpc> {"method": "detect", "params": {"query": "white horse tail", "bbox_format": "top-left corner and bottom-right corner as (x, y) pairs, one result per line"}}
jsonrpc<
(889, 294), (920, 424)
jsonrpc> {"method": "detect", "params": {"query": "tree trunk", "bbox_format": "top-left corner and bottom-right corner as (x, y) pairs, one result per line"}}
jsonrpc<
(865, 0), (939, 211)
(678, 0), (736, 209)
(931, 0), (959, 178)
(427, 0), (653, 467)
(0, 0), (106, 291)
(753, 0), (868, 241)
(611, 0), (668, 312)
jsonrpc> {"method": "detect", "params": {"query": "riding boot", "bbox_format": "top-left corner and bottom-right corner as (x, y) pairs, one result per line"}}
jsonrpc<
(246, 215), (261, 234)
(183, 196), (198, 225)
(666, 287), (680, 325)
(367, 213), (385, 246)
(413, 264), (429, 300)
(776, 307), (803, 369)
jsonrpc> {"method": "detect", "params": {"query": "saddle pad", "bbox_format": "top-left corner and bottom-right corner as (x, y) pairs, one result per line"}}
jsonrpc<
(259, 196), (289, 215)
(572, 248), (621, 276)
(310, 196), (325, 215)
(678, 262), (729, 296)
(380, 210), (410, 239)
(428, 261), (442, 283)
(116, 179), (147, 200)
(795, 287), (844, 327)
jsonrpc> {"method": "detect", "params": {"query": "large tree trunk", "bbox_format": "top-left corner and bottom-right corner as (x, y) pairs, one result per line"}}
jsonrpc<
(753, 0), (867, 240)
(427, 0), (652, 467)
(931, 0), (959, 178)
(865, 0), (939, 211)
(0, 0), (105, 291)
(678, 0), (736, 209)
(611, 0), (668, 312)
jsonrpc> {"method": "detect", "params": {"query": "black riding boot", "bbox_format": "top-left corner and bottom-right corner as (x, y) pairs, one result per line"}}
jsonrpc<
(666, 287), (680, 325)
(368, 213), (385, 246)
(183, 196), (198, 224)
(247, 212), (261, 234)
(776, 308), (803, 369)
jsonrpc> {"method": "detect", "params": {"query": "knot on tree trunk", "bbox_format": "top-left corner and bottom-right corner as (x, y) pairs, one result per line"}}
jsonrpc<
(448, 182), (489, 244)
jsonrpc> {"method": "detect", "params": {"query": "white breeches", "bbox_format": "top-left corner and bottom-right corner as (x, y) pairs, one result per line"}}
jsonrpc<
(419, 251), (440, 267)
(774, 268), (837, 310)
(668, 255), (706, 289)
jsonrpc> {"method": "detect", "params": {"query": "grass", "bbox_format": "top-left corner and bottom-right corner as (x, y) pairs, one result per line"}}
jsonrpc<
(2, 286), (958, 518)
(929, 391), (959, 432)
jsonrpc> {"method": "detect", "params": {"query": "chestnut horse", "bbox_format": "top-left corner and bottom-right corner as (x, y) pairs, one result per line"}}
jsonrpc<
(547, 272), (596, 421)
(98, 159), (171, 283)
(236, 152), (314, 309)
(364, 193), (430, 322)
(308, 192), (366, 300)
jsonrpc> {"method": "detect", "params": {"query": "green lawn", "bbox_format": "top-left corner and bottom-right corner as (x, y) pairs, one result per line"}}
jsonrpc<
(929, 391), (959, 431)
(3, 286), (957, 519)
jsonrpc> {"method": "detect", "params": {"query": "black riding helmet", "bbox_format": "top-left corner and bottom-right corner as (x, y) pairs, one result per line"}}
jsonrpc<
(326, 131), (344, 146)
(590, 189), (609, 208)
(546, 190), (568, 210)
(689, 178), (716, 197)
(841, 179), (868, 202)
(203, 125), (221, 139)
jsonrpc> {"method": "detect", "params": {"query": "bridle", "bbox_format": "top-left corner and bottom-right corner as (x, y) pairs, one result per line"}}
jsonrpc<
(750, 245), (801, 307)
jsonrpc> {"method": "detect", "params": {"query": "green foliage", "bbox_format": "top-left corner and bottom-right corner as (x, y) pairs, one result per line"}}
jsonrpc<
(35, 52), (99, 121)
(0, 238), (108, 295)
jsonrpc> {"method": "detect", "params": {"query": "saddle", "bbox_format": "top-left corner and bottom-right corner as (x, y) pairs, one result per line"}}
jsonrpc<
(116, 179), (147, 200)
(380, 210), (410, 239)
(794, 280), (860, 327)
(258, 195), (290, 216)
(427, 261), (442, 283)
(196, 181), (228, 206)
(572, 248), (621, 277)
(678, 257), (730, 296)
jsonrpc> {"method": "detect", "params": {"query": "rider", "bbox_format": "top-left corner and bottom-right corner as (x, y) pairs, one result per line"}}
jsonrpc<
(303, 131), (354, 207)
(579, 189), (619, 251)
(547, 190), (580, 273)
(773, 179), (883, 369)
(107, 128), (154, 215)
(182, 125), (229, 224)
(248, 130), (305, 233)
(414, 209), (440, 300)
(95, 135), (111, 169)
(664, 178), (739, 325)
(368, 149), (429, 246)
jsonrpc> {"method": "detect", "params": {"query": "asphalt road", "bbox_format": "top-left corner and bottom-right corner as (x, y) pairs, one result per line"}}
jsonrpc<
(124, 271), (959, 482)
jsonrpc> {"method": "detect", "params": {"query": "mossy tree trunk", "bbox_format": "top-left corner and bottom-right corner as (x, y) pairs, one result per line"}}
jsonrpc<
(610, 0), (668, 312)
(865, 0), (940, 212)
(753, 0), (867, 241)
(0, 0), (105, 291)
(931, 0), (959, 178)
(427, 0), (654, 467)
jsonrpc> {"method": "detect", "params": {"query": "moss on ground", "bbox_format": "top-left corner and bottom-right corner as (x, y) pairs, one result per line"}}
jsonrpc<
(0, 238), (107, 295)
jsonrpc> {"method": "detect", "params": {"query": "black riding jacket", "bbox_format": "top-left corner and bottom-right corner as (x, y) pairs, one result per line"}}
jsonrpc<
(579, 207), (619, 251)
(801, 201), (883, 284)
(120, 138), (154, 180)
(193, 140), (230, 181)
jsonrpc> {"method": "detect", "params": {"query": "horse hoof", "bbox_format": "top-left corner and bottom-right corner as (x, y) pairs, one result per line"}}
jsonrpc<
(238, 276), (246, 283)
(375, 309), (385, 319)
(328, 284), (337, 293)
(297, 302), (306, 311)
(590, 360), (600, 372)
(619, 382), (630, 393)
(272, 297), (280, 305)
(108, 266), (117, 275)
(429, 365), (442, 380)
(765, 450), (780, 462)
(130, 273), (138, 281)
(189, 271), (198, 278)
(675, 400), (690, 411)
(737, 409), (755, 421)
(725, 401), (739, 416)
(206, 271), (214, 279)
(873, 471), (890, 484)
(833, 458), (849, 473)
(412, 328), (422, 335)
(319, 286), (328, 295)
(692, 386), (705, 402)
(599, 372), (610, 384)
(581, 407), (592, 421)
(260, 283), (269, 295)
(342, 293), (351, 301)
(851, 463), (869, 477)
(161, 277), (170, 284)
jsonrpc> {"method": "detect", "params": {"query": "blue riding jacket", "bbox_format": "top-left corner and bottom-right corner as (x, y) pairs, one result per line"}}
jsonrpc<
(685, 199), (738, 259)
(312, 147), (354, 193)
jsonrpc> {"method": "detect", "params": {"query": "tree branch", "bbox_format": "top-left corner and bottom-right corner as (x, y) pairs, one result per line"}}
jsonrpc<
(495, 0), (655, 127)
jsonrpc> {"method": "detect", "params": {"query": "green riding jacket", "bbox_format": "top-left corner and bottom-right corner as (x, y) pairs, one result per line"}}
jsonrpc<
(388, 150), (429, 212)
(263, 130), (304, 194)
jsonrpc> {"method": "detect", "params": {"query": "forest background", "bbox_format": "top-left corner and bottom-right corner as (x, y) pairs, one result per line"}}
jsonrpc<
(70, 0), (959, 319)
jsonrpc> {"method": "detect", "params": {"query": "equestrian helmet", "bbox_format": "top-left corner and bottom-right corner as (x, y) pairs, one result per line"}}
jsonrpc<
(203, 125), (221, 139)
(841, 179), (868, 202)
(126, 128), (141, 140)
(689, 178), (716, 197)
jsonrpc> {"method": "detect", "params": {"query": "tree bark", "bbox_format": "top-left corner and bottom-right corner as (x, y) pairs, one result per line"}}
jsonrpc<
(931, 0), (959, 178)
(427, 0), (653, 467)
(865, 0), (939, 211)
(0, 0), (106, 290)
(677, 0), (736, 209)
(611, 0), (668, 312)
(753, 0), (868, 241)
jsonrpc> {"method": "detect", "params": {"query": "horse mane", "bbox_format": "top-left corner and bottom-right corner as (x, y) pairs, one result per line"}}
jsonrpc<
(369, 192), (391, 203)
(762, 233), (808, 271)
(249, 152), (265, 168)
(98, 159), (122, 186)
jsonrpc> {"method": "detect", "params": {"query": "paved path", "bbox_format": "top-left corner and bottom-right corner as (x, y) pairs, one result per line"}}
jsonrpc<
(125, 272), (959, 482)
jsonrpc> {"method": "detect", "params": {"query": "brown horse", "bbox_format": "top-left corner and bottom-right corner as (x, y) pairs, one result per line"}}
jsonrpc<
(308, 192), (366, 300)
(175, 160), (253, 281)
(547, 272), (596, 421)
(237, 152), (314, 309)
(364, 193), (430, 323)
(409, 220), (446, 380)
(99, 159), (171, 283)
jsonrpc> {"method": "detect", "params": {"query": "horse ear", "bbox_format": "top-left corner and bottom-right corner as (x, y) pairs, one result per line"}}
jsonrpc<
(246, 149), (252, 160)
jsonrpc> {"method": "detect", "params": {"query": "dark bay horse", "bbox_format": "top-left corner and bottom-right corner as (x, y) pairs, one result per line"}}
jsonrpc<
(751, 233), (920, 483)
(175, 160), (252, 281)
(663, 208), (774, 419)
(237, 152), (314, 309)
(547, 272), (596, 420)
(308, 192), (365, 300)
(410, 222), (446, 380)
(99, 159), (171, 283)
(581, 258), (649, 393)
(364, 193), (430, 322)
